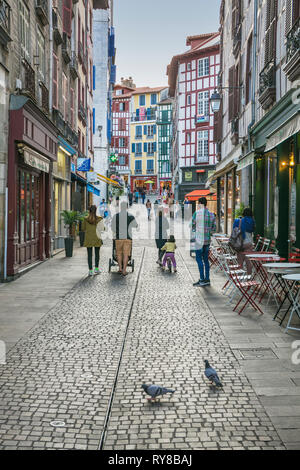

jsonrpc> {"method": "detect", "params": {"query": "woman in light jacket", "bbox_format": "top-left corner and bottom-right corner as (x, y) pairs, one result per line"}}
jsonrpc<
(82, 205), (103, 276)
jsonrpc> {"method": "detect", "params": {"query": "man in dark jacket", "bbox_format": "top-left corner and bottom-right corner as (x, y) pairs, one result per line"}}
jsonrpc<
(111, 201), (138, 276)
(155, 208), (169, 265)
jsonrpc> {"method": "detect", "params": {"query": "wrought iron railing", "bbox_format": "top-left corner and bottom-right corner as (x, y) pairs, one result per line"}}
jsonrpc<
(131, 113), (157, 122)
(259, 60), (276, 95)
(195, 155), (209, 163)
(70, 52), (78, 78)
(62, 32), (71, 63)
(39, 81), (49, 112)
(0, 0), (10, 34)
(286, 17), (300, 63)
(78, 102), (86, 123)
(22, 59), (36, 98)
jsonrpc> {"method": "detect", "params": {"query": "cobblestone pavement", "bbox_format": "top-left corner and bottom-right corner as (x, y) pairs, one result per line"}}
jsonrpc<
(0, 203), (290, 449)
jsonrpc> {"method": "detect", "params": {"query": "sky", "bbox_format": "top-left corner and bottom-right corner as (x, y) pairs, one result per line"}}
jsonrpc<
(114, 0), (221, 88)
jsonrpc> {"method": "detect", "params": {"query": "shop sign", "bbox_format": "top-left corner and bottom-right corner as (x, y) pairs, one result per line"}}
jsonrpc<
(77, 158), (91, 171)
(185, 171), (193, 181)
(87, 171), (98, 183)
(24, 149), (49, 173)
(236, 152), (254, 172)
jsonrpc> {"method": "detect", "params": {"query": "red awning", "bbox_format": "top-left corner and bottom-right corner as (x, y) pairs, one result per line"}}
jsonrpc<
(185, 189), (216, 201)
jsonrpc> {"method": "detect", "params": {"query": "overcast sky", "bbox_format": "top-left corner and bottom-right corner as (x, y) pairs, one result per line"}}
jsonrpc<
(114, 0), (221, 88)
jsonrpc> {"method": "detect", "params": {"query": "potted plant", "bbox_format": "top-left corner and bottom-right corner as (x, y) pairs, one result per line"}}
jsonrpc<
(61, 210), (79, 257)
(77, 211), (88, 247)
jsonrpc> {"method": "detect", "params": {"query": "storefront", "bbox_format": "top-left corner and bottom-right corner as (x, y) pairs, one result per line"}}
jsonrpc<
(159, 179), (172, 194)
(52, 137), (75, 251)
(71, 170), (87, 212)
(7, 96), (57, 277)
(131, 175), (158, 193)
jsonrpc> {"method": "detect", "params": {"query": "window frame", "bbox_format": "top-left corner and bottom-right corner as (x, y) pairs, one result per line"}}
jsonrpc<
(198, 57), (210, 77)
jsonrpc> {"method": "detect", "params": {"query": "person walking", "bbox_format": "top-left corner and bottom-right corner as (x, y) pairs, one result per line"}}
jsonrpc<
(128, 191), (133, 206)
(192, 197), (216, 287)
(161, 235), (177, 272)
(146, 199), (152, 220)
(141, 190), (146, 204)
(135, 189), (139, 204)
(233, 208), (255, 274)
(82, 205), (104, 276)
(111, 201), (138, 276)
(155, 207), (169, 266)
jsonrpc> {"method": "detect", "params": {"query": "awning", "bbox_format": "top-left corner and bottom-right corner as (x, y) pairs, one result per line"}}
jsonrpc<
(97, 172), (121, 187)
(185, 189), (216, 201)
(87, 183), (100, 196)
(58, 137), (77, 156)
(205, 144), (242, 187)
(265, 112), (300, 152)
(236, 151), (255, 171)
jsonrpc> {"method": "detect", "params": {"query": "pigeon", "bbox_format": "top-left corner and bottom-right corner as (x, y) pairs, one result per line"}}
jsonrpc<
(204, 360), (223, 388)
(141, 384), (175, 401)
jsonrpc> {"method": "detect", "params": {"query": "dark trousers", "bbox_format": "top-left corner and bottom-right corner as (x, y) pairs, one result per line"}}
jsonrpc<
(195, 244), (210, 281)
(87, 247), (100, 270)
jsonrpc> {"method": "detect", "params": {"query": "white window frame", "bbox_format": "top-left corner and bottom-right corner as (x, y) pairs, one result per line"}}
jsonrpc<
(119, 137), (125, 147)
(198, 57), (209, 77)
(197, 91), (209, 116)
(197, 130), (209, 162)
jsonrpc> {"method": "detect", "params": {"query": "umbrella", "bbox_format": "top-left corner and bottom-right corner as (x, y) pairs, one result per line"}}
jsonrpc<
(145, 180), (155, 184)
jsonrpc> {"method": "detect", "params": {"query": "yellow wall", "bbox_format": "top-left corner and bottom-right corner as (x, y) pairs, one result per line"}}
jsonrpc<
(130, 92), (159, 176)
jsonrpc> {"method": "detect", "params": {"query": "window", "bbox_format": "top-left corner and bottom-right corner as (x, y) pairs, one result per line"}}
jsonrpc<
(119, 102), (125, 111)
(53, 53), (58, 109)
(116, 89), (122, 96)
(19, 0), (30, 58)
(145, 124), (156, 137)
(198, 57), (209, 77)
(187, 95), (191, 105)
(62, 0), (72, 37)
(70, 88), (74, 128)
(147, 160), (154, 172)
(151, 94), (157, 105)
(197, 131), (209, 162)
(186, 133), (191, 144)
(118, 156), (126, 165)
(37, 28), (45, 79)
(119, 137), (125, 147)
(198, 91), (209, 116)
(146, 142), (156, 155)
(161, 142), (168, 155)
(136, 143), (142, 155)
(187, 62), (191, 71)
(78, 78), (81, 107)
(135, 125), (142, 138)
(78, 129), (81, 152)
(135, 160), (142, 173)
(245, 35), (252, 104)
(139, 95), (145, 106)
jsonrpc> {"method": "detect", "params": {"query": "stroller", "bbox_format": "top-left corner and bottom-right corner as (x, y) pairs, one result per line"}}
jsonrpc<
(108, 239), (135, 273)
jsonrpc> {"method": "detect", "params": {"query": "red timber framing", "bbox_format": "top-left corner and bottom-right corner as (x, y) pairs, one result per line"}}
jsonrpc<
(7, 97), (58, 277)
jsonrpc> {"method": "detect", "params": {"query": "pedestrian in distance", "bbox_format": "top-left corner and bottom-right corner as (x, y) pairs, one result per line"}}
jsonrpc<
(161, 235), (177, 273)
(82, 205), (104, 276)
(155, 207), (169, 266)
(192, 197), (216, 287)
(146, 199), (152, 220)
(128, 191), (133, 207)
(135, 189), (139, 204)
(141, 190), (146, 205)
(233, 207), (255, 274)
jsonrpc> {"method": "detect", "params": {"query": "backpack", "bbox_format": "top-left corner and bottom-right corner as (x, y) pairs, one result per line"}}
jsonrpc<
(229, 218), (243, 252)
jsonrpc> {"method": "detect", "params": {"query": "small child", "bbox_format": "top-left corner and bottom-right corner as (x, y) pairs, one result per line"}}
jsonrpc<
(161, 235), (177, 272)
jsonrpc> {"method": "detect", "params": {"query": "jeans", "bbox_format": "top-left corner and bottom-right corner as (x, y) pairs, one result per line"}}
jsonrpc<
(195, 244), (210, 281)
(87, 247), (100, 270)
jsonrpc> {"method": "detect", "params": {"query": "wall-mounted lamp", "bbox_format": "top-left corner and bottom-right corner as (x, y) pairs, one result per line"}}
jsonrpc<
(210, 86), (244, 114)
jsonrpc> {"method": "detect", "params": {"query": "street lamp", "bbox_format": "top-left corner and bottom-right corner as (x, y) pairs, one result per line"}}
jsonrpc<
(210, 90), (222, 113)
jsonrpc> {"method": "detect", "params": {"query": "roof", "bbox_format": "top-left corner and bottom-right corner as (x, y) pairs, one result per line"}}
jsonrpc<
(131, 86), (167, 95)
(158, 98), (173, 105)
(167, 32), (220, 97)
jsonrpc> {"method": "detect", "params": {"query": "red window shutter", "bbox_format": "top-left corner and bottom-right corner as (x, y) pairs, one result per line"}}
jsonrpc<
(63, 0), (72, 37)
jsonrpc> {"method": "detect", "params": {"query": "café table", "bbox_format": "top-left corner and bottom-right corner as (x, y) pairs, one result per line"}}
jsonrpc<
(282, 273), (300, 333)
(245, 254), (283, 302)
(263, 263), (300, 324)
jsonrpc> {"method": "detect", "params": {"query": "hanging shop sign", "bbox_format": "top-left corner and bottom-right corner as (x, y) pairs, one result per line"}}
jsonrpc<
(185, 171), (193, 181)
(23, 147), (50, 173)
(77, 158), (91, 171)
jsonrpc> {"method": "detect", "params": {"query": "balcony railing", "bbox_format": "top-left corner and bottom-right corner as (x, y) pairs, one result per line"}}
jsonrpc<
(52, 108), (65, 134)
(35, 0), (49, 26)
(62, 32), (71, 64)
(284, 18), (300, 82)
(22, 59), (36, 99)
(233, 23), (241, 58)
(70, 52), (78, 79)
(259, 60), (276, 110)
(146, 169), (154, 174)
(78, 102), (86, 125)
(39, 81), (49, 113)
(135, 169), (142, 174)
(0, 0), (11, 46)
(195, 155), (209, 164)
(131, 113), (157, 122)
(52, 9), (62, 45)
(135, 134), (143, 139)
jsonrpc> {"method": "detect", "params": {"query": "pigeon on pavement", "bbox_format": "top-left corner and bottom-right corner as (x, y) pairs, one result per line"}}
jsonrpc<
(204, 360), (223, 387)
(141, 384), (175, 401)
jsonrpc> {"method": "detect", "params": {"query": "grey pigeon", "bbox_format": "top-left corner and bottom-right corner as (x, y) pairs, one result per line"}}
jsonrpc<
(204, 360), (223, 387)
(141, 384), (175, 401)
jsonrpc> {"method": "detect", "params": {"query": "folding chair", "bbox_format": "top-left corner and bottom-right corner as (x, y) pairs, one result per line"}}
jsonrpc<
(229, 271), (263, 315)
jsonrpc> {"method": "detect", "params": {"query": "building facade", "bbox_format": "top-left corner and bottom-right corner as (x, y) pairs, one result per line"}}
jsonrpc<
(130, 86), (167, 193)
(212, 0), (300, 258)
(167, 33), (220, 201)
(157, 97), (173, 193)
(110, 79), (135, 187)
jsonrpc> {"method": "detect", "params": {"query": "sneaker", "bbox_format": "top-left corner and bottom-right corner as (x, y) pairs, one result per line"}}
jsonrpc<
(94, 267), (100, 275)
(88, 270), (93, 276)
(193, 280), (204, 286)
(200, 279), (210, 286)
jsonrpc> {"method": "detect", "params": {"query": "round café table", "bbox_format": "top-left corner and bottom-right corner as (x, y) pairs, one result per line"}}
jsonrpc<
(282, 273), (300, 333)
(263, 263), (300, 324)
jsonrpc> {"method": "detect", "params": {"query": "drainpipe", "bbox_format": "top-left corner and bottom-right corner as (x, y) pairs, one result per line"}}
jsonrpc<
(247, 0), (258, 209)
(49, 0), (53, 112)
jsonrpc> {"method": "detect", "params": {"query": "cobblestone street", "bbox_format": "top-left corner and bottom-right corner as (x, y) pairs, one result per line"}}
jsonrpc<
(0, 205), (299, 450)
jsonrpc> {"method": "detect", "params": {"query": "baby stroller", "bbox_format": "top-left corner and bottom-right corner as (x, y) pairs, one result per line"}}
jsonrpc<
(108, 239), (135, 273)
